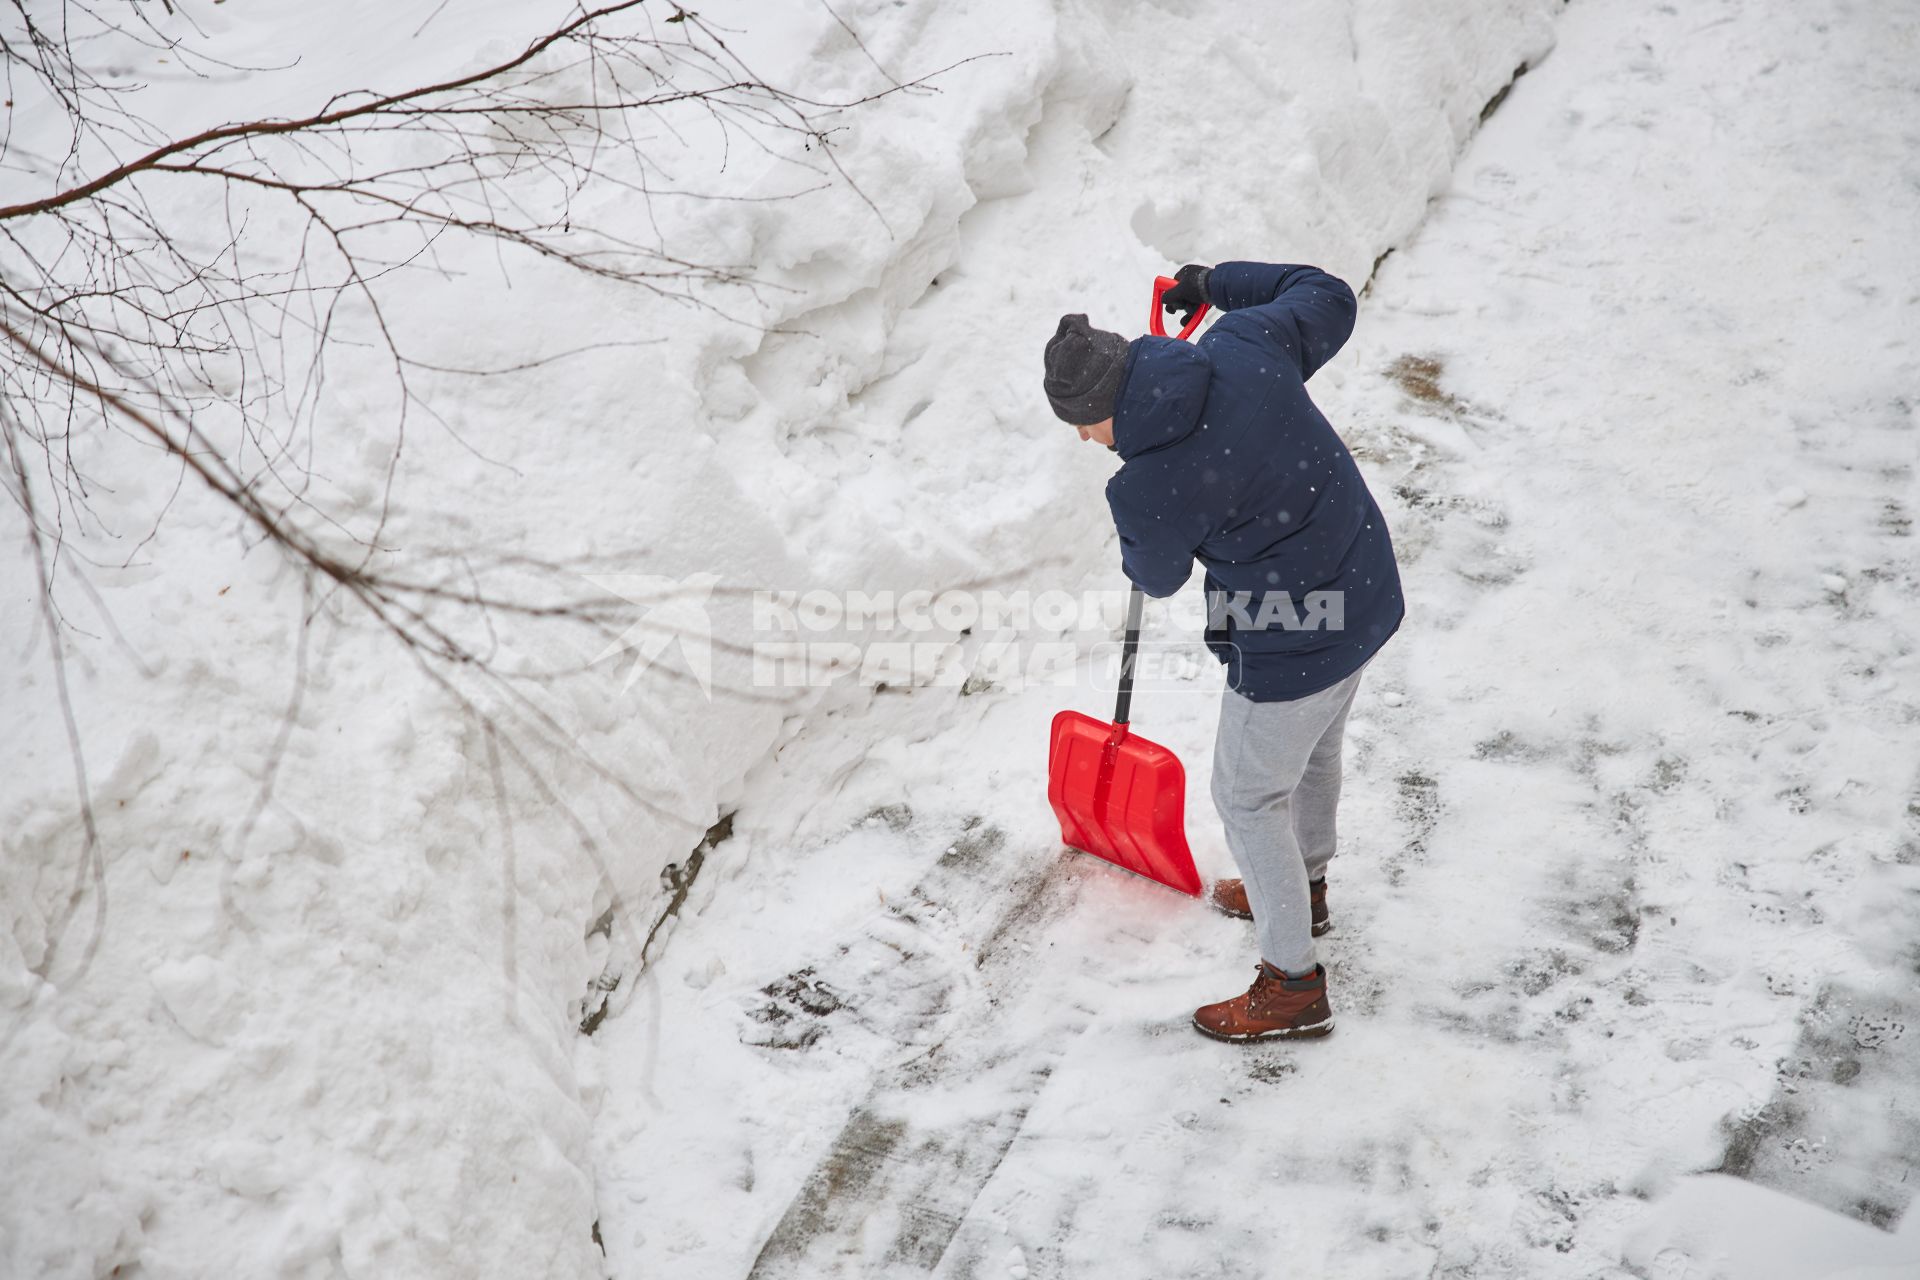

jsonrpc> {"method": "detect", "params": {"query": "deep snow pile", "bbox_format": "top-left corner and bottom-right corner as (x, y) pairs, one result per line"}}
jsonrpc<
(0, 1), (1557, 1276)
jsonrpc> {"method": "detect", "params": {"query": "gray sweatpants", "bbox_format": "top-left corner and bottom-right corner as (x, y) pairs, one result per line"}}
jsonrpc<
(1209, 666), (1366, 975)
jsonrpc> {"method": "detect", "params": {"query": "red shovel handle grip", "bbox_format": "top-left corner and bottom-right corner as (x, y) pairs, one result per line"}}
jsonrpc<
(1150, 275), (1210, 341)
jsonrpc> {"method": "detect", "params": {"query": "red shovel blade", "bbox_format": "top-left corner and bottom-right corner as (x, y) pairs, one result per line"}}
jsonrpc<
(1047, 710), (1202, 897)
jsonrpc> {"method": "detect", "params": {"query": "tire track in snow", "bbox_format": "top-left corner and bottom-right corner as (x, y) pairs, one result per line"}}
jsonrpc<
(746, 820), (1097, 1278)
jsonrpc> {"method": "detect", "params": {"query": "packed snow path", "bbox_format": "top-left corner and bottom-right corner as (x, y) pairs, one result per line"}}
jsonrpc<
(589, 1), (1920, 1277)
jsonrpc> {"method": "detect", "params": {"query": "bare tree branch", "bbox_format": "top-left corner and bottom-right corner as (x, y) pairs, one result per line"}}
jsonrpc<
(0, 0), (990, 988)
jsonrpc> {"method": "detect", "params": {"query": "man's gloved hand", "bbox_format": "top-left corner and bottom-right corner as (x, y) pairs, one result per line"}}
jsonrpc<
(1161, 263), (1212, 326)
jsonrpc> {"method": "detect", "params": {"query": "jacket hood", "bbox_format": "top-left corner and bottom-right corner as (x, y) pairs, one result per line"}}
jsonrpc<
(1112, 336), (1213, 461)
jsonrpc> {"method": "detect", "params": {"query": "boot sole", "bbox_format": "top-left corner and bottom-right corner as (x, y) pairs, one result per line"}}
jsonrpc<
(1191, 1017), (1335, 1042)
(1208, 901), (1334, 937)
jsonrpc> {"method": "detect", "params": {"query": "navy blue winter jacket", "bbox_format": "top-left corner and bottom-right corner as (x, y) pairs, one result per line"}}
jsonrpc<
(1105, 261), (1403, 701)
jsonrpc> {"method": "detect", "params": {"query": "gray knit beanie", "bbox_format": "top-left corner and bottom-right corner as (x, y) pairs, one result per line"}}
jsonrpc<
(1043, 314), (1129, 426)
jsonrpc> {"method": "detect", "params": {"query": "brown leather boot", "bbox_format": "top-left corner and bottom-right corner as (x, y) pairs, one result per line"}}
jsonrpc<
(1192, 962), (1334, 1041)
(1207, 878), (1331, 936)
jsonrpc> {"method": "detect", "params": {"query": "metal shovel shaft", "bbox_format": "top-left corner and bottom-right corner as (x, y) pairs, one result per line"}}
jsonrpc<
(1112, 583), (1144, 727)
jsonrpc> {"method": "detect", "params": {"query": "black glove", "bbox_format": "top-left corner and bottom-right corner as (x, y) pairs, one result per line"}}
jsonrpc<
(1161, 264), (1212, 326)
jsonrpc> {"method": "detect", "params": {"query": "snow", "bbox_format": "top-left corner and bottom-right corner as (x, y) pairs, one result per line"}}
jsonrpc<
(3, 0), (1915, 1277)
(586, 0), (1920, 1275)
(1626, 1175), (1920, 1280)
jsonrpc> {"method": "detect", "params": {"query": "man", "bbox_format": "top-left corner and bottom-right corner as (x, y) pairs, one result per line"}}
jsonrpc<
(1042, 261), (1404, 1041)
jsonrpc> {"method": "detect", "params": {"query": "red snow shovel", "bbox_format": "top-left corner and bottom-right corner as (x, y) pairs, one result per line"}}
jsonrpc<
(1045, 277), (1211, 897)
